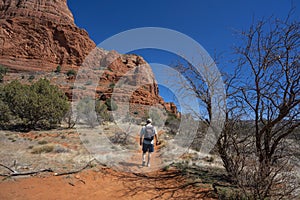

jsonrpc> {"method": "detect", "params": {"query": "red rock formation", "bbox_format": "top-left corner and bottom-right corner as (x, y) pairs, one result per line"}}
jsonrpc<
(164, 102), (181, 117)
(0, 0), (95, 71)
(72, 48), (165, 106)
(0, 0), (74, 24)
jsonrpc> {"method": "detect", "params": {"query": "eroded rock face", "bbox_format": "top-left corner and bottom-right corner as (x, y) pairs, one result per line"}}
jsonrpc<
(0, 0), (95, 71)
(71, 48), (165, 106)
(69, 47), (179, 116)
(0, 0), (74, 24)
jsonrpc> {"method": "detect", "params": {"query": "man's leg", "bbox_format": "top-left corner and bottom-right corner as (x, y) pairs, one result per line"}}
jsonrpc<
(147, 144), (154, 167)
(147, 152), (152, 167)
(142, 152), (146, 166)
(142, 143), (147, 166)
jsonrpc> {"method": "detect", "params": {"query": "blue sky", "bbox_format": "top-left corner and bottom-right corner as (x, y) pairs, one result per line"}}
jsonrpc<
(67, 0), (299, 105)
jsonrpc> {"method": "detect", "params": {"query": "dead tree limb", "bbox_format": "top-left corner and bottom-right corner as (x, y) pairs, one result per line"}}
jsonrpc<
(0, 159), (98, 178)
(0, 163), (17, 173)
(0, 168), (53, 177)
(54, 158), (97, 176)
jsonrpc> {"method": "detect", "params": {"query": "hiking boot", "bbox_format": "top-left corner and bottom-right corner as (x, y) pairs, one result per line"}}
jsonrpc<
(147, 163), (150, 167)
(142, 161), (146, 166)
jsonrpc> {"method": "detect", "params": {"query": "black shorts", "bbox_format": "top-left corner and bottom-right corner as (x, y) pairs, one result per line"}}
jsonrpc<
(142, 143), (154, 153)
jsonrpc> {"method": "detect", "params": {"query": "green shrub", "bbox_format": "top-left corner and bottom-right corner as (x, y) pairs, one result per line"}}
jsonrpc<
(0, 65), (8, 82)
(8, 137), (16, 142)
(109, 83), (115, 88)
(162, 165), (171, 171)
(165, 111), (180, 134)
(38, 140), (48, 145)
(218, 188), (247, 200)
(95, 101), (113, 123)
(0, 79), (69, 130)
(0, 99), (12, 124)
(66, 69), (76, 77)
(54, 65), (61, 73)
(31, 144), (54, 154)
(28, 74), (35, 81)
(133, 111), (139, 115)
(105, 98), (118, 111)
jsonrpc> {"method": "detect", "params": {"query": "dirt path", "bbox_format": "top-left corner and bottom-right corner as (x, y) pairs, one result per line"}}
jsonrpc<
(117, 134), (164, 173)
(0, 167), (216, 200)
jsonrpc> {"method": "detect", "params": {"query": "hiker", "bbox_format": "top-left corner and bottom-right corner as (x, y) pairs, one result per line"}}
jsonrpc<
(139, 118), (159, 167)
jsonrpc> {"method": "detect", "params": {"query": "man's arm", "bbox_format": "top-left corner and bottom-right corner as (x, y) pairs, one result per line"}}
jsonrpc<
(140, 127), (144, 146)
(140, 136), (143, 146)
(153, 127), (159, 145)
(155, 133), (159, 145)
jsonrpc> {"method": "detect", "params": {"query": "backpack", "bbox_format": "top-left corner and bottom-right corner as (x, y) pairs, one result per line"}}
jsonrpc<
(144, 125), (154, 141)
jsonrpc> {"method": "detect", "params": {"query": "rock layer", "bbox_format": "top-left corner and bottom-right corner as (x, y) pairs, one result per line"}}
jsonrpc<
(0, 0), (74, 24)
(0, 0), (95, 71)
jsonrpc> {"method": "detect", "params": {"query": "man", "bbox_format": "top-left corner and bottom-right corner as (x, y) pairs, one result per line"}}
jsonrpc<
(140, 118), (159, 167)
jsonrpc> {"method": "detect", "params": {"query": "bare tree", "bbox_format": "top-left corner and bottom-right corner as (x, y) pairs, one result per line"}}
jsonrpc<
(63, 109), (78, 128)
(174, 58), (217, 122)
(218, 13), (300, 199)
(172, 12), (299, 199)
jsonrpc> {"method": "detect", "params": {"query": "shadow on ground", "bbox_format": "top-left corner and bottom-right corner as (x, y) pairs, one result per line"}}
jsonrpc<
(108, 164), (230, 200)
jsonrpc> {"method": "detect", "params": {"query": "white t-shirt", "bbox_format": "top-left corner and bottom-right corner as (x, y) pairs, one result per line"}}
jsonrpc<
(140, 124), (157, 144)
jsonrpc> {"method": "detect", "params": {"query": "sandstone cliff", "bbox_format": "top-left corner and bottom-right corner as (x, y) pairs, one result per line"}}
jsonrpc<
(85, 49), (164, 106)
(0, 0), (95, 71)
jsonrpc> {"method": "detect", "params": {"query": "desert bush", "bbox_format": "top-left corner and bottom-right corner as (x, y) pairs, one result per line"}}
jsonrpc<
(63, 109), (77, 128)
(112, 131), (130, 145)
(109, 83), (115, 88)
(53, 145), (69, 153)
(8, 137), (16, 142)
(0, 79), (69, 130)
(0, 99), (12, 126)
(105, 98), (118, 111)
(217, 188), (247, 200)
(165, 111), (180, 134)
(31, 144), (54, 154)
(54, 65), (61, 73)
(38, 140), (48, 145)
(0, 65), (7, 82)
(66, 69), (76, 77)
(76, 97), (98, 127)
(28, 74), (35, 81)
(95, 101), (113, 123)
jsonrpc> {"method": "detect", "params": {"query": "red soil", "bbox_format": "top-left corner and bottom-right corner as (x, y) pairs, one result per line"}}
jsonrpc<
(0, 167), (216, 200)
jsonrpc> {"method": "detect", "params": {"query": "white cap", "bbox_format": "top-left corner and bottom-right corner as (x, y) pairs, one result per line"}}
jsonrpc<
(146, 118), (152, 123)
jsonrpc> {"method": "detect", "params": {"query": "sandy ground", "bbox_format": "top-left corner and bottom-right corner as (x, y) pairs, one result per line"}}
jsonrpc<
(0, 166), (216, 200)
(0, 129), (219, 200)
